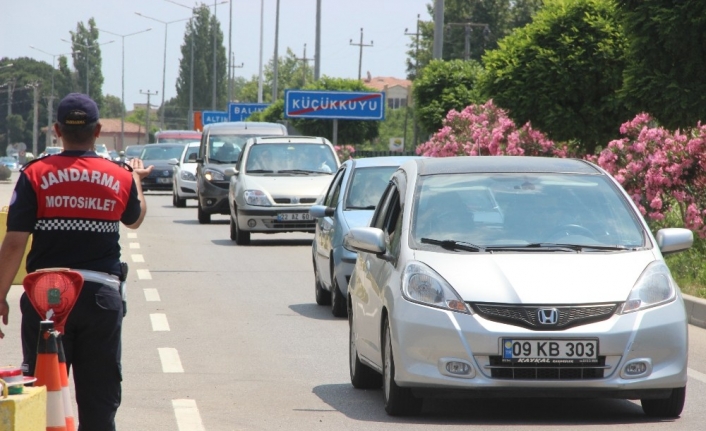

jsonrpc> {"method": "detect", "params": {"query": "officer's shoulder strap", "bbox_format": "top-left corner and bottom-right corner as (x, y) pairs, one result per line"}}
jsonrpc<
(19, 156), (45, 172)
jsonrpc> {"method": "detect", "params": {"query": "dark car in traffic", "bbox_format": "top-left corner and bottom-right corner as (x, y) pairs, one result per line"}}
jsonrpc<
(139, 143), (187, 191)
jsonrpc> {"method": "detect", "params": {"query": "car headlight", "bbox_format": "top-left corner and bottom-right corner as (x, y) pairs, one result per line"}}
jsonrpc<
(180, 171), (196, 181)
(244, 190), (272, 207)
(401, 261), (470, 314)
(203, 168), (224, 181)
(618, 261), (677, 314)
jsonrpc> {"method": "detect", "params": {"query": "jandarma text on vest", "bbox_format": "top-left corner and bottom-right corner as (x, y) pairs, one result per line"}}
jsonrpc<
(39, 168), (122, 193)
(45, 195), (118, 212)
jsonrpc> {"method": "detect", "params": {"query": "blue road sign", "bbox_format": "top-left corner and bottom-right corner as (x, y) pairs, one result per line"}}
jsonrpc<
(284, 90), (385, 120)
(228, 103), (270, 122)
(202, 110), (229, 125)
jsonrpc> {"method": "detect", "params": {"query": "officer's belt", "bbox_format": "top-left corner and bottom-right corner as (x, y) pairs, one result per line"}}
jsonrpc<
(73, 269), (121, 291)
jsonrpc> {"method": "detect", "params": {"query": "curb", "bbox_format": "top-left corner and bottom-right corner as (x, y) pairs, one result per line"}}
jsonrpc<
(683, 294), (706, 329)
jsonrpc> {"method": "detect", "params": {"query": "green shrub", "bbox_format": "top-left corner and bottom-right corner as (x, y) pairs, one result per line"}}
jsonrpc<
(0, 165), (11, 181)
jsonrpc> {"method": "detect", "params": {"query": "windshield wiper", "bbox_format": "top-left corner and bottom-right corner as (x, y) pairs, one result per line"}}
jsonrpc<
(487, 243), (632, 252)
(278, 169), (324, 175)
(346, 205), (376, 210)
(420, 237), (483, 252)
(247, 169), (274, 173)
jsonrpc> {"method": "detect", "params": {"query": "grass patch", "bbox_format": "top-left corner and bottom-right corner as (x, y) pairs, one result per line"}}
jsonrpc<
(650, 206), (706, 299)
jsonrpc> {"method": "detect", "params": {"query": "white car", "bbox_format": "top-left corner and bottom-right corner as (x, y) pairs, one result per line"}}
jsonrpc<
(171, 141), (200, 207)
(345, 156), (693, 417)
(94, 144), (111, 159)
(226, 136), (340, 245)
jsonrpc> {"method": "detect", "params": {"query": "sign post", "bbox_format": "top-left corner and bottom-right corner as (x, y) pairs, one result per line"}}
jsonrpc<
(228, 103), (270, 122)
(284, 90), (384, 145)
(201, 110), (229, 126)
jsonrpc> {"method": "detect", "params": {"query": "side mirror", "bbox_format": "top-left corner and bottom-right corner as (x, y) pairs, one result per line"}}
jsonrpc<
(309, 205), (335, 218)
(224, 167), (238, 176)
(167, 158), (179, 165)
(344, 227), (386, 254)
(196, 158), (204, 163)
(656, 228), (693, 255)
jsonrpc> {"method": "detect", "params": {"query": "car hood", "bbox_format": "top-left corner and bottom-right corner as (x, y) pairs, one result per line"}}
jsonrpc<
(342, 209), (374, 230)
(244, 175), (332, 199)
(413, 250), (657, 304)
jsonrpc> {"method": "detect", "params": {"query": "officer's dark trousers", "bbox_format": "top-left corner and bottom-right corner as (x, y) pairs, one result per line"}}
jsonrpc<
(21, 280), (124, 431)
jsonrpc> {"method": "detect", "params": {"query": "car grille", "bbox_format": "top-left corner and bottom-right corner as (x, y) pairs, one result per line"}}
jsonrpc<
(487, 356), (607, 380)
(470, 303), (618, 330)
(273, 198), (318, 204)
(263, 220), (316, 230)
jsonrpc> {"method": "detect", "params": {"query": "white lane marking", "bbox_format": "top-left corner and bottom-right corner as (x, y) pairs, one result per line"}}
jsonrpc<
(127, 232), (137, 238)
(131, 254), (145, 263)
(172, 399), (205, 431)
(144, 288), (161, 302)
(688, 367), (706, 385)
(150, 314), (170, 331)
(129, 242), (140, 249)
(158, 348), (184, 373)
(137, 269), (152, 280)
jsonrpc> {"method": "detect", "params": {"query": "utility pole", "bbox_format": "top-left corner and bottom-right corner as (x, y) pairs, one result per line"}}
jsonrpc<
(296, 44), (313, 87)
(227, 0), (233, 104)
(29, 47), (72, 148)
(26, 82), (40, 158)
(314, 0), (321, 81)
(140, 89), (158, 143)
(257, 0), (264, 103)
(433, 0), (444, 59)
(272, 0), (281, 100)
(405, 14), (422, 148)
(1, 79), (16, 148)
(446, 22), (489, 60)
(229, 52), (244, 101)
(350, 28), (373, 81)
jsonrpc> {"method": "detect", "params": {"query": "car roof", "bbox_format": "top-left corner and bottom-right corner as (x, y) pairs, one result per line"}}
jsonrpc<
(410, 156), (601, 176)
(204, 121), (287, 134)
(251, 136), (329, 145)
(348, 156), (421, 169)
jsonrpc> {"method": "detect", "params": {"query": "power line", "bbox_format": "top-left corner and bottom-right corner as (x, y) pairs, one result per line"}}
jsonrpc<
(349, 28), (373, 81)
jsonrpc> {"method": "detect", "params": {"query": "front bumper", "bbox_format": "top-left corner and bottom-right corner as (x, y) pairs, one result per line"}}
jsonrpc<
(176, 179), (197, 198)
(198, 180), (230, 214)
(237, 206), (316, 233)
(388, 296), (688, 399)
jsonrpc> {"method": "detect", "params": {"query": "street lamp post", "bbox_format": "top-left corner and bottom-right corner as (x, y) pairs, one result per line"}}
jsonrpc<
(165, 0), (227, 128)
(96, 28), (152, 151)
(29, 47), (74, 148)
(61, 38), (114, 97)
(135, 12), (190, 129)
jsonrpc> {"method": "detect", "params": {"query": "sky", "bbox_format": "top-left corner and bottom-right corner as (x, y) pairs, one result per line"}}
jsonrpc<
(1, 0), (432, 111)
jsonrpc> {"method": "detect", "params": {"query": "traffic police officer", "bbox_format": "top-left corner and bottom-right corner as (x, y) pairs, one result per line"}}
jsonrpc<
(0, 93), (153, 431)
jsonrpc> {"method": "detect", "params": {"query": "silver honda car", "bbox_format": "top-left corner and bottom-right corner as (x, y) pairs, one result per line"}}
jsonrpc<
(345, 156), (693, 417)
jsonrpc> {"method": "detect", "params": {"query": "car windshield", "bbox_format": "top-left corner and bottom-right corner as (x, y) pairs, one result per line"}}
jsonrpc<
(412, 173), (645, 249)
(245, 143), (336, 174)
(95, 144), (108, 153)
(125, 146), (144, 157)
(345, 166), (398, 209)
(158, 137), (200, 144)
(44, 147), (62, 154)
(140, 145), (185, 161)
(182, 145), (200, 163)
(208, 135), (254, 163)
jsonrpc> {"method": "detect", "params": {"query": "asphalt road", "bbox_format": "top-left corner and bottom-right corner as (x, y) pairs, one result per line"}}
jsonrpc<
(2, 171), (706, 430)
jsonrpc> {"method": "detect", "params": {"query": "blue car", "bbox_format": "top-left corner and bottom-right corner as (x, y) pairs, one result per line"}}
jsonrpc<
(0, 156), (18, 171)
(310, 156), (420, 317)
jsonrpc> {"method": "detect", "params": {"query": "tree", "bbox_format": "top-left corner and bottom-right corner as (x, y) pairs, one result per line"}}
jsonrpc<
(102, 94), (123, 119)
(237, 48), (314, 103)
(376, 108), (415, 152)
(249, 77), (379, 144)
(69, 18), (105, 107)
(405, 0), (543, 79)
(174, 5), (227, 120)
(480, 0), (630, 154)
(616, 0), (706, 130)
(412, 59), (484, 135)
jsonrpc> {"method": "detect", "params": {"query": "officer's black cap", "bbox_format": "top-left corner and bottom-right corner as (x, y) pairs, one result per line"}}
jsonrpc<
(57, 93), (99, 126)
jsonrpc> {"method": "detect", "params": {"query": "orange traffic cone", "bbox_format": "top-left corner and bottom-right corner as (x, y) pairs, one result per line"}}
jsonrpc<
(34, 320), (67, 431)
(57, 336), (76, 431)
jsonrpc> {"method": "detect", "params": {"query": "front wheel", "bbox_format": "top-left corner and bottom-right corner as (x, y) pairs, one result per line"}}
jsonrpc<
(331, 275), (347, 318)
(173, 185), (186, 208)
(641, 387), (686, 418)
(232, 207), (250, 245)
(383, 318), (422, 416)
(349, 302), (382, 389)
(197, 199), (211, 224)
